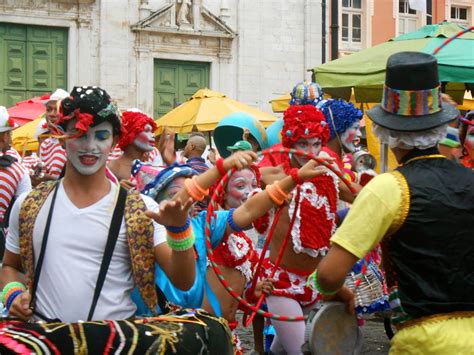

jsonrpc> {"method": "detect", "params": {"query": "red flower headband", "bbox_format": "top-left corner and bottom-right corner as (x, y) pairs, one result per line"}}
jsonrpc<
(117, 111), (157, 150)
(281, 105), (330, 148)
(56, 106), (94, 138)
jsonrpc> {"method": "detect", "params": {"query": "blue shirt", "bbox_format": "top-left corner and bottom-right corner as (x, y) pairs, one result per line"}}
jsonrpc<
(132, 210), (229, 315)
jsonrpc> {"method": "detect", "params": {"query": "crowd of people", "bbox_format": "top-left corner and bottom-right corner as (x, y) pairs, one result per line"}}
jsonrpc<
(0, 51), (473, 354)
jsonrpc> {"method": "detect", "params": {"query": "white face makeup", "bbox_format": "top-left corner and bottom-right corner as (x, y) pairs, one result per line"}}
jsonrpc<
(341, 121), (362, 152)
(65, 121), (114, 175)
(133, 123), (155, 152)
(224, 169), (258, 209)
(292, 137), (323, 167)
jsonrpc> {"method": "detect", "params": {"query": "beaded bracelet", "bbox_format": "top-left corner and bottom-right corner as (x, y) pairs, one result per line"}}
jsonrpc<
(6, 289), (24, 311)
(166, 234), (195, 251)
(226, 208), (243, 232)
(290, 168), (304, 185)
(307, 270), (339, 296)
(2, 282), (26, 305)
(166, 227), (193, 240)
(216, 158), (227, 176)
(165, 218), (191, 234)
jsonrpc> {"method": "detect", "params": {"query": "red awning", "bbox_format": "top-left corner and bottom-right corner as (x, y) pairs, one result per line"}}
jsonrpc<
(7, 96), (46, 126)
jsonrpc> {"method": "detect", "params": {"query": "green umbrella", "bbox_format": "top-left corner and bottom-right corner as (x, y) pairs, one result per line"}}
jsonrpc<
(313, 22), (474, 103)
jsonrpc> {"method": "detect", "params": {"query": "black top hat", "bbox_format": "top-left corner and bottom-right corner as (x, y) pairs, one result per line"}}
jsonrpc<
(367, 52), (458, 132)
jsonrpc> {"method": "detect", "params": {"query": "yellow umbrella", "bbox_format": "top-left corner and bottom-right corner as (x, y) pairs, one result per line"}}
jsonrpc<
(459, 91), (474, 111)
(12, 116), (44, 153)
(270, 94), (291, 113)
(155, 88), (277, 134)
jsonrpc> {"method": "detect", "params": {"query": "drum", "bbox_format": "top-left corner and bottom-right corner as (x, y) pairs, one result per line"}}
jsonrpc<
(0, 308), (233, 354)
(304, 301), (362, 354)
(345, 257), (390, 316)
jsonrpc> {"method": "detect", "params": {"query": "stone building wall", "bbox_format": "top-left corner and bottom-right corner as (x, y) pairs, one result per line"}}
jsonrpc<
(0, 0), (323, 115)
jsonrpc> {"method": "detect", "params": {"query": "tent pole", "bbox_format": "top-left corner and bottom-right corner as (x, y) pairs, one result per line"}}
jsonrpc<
(208, 131), (213, 148)
(380, 143), (389, 173)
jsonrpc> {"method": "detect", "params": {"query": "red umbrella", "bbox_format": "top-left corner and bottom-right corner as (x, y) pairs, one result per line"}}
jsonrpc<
(7, 95), (48, 126)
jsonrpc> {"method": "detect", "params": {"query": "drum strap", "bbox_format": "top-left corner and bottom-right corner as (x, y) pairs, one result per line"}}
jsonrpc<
(30, 183), (127, 322)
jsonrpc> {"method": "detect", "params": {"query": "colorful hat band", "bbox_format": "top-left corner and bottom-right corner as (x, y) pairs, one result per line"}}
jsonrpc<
(381, 84), (442, 116)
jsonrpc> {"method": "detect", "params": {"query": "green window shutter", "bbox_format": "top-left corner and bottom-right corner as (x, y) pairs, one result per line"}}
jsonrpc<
(154, 59), (210, 119)
(0, 23), (67, 107)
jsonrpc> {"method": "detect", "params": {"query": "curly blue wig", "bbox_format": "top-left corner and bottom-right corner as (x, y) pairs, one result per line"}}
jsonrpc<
(319, 99), (363, 140)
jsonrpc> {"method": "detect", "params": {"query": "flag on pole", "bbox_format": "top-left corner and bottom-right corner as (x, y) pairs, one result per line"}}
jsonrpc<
(408, 0), (426, 13)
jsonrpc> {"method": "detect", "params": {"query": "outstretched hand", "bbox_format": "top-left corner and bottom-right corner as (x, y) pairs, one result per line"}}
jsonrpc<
(297, 157), (335, 181)
(222, 150), (257, 171)
(145, 198), (194, 227)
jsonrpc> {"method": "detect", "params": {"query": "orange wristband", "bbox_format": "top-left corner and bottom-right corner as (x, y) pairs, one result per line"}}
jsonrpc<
(265, 184), (285, 205)
(184, 178), (203, 201)
(273, 181), (290, 201)
(184, 177), (209, 201)
(192, 176), (209, 196)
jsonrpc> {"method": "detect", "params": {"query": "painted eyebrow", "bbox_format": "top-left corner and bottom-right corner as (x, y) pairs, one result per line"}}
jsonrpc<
(231, 177), (249, 183)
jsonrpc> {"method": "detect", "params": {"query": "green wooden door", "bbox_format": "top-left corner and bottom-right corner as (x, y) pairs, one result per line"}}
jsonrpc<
(0, 23), (67, 107)
(154, 59), (209, 118)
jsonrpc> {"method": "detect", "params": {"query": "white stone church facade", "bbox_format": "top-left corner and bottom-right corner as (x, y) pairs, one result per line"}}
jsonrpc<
(0, 0), (323, 117)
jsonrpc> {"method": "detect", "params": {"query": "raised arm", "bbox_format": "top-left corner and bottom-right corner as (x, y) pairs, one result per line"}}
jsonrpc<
(173, 150), (258, 204)
(231, 160), (329, 232)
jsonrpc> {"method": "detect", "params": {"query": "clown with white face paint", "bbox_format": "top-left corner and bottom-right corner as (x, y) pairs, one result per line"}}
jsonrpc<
(319, 99), (367, 187)
(133, 123), (155, 152)
(292, 136), (323, 167)
(340, 120), (362, 153)
(108, 110), (160, 183)
(460, 112), (474, 170)
(2, 86), (200, 328)
(224, 169), (258, 208)
(66, 121), (114, 176)
(254, 104), (356, 355)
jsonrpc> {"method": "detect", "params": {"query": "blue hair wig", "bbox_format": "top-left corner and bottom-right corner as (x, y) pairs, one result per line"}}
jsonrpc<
(319, 99), (363, 140)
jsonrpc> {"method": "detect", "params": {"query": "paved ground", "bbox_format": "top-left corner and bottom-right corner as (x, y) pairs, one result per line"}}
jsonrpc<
(235, 312), (391, 354)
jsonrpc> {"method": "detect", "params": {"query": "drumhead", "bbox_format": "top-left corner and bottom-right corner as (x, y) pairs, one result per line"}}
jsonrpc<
(307, 301), (362, 354)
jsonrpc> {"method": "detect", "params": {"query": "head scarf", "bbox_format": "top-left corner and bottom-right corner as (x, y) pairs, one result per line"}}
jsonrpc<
(132, 161), (197, 200)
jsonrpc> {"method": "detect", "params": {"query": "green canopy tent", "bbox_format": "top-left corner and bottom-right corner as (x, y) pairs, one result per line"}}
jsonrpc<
(312, 22), (474, 104)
